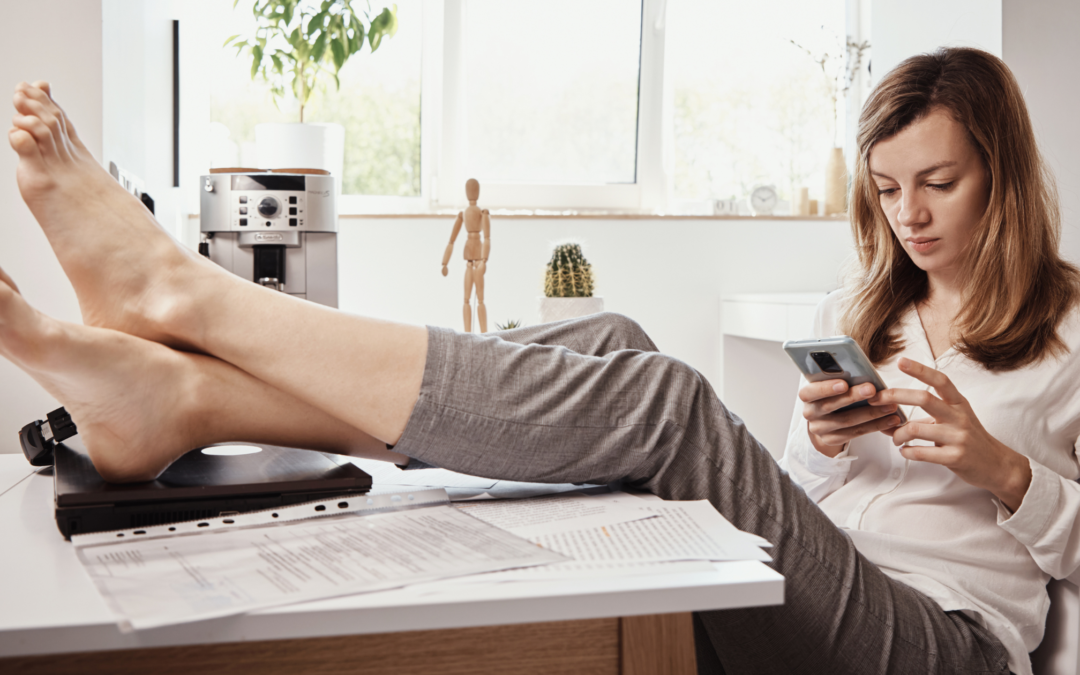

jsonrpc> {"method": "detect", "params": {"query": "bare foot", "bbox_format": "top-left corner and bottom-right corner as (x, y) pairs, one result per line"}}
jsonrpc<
(0, 266), (201, 481)
(9, 81), (221, 347)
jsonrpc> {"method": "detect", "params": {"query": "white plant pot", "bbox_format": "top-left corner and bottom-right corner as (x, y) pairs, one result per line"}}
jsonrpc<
(538, 297), (605, 324)
(255, 122), (345, 187)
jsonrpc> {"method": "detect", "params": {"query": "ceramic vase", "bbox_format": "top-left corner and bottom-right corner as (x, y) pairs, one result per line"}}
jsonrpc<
(824, 147), (848, 215)
(255, 122), (345, 190)
(538, 297), (605, 324)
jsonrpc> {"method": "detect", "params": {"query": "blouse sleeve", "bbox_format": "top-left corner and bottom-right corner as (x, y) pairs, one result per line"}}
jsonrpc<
(996, 453), (1080, 582)
(777, 291), (856, 503)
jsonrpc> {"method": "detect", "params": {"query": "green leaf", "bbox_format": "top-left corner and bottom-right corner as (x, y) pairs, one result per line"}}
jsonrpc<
(270, 53), (284, 74)
(330, 38), (345, 72)
(387, 5), (399, 38)
(311, 31), (327, 62)
(349, 14), (364, 53)
(223, 33), (241, 47)
(250, 44), (264, 79)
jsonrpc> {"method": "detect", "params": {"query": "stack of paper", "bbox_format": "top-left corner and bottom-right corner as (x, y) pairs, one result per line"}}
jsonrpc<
(449, 491), (771, 584)
(71, 482), (773, 631)
(73, 492), (565, 632)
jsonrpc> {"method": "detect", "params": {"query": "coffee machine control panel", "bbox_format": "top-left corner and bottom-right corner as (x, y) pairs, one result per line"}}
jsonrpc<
(200, 173), (337, 234)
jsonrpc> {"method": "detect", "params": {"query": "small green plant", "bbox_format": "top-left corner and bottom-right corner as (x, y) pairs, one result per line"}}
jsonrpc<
(495, 319), (523, 331)
(544, 243), (595, 298)
(226, 0), (399, 122)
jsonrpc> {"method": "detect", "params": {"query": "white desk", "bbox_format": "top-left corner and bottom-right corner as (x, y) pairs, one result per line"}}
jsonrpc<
(0, 456), (783, 674)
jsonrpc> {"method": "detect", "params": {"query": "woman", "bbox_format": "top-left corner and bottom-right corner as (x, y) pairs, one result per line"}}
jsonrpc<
(1, 48), (1075, 674)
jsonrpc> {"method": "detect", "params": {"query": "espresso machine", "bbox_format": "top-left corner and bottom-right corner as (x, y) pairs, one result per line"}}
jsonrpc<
(199, 172), (338, 307)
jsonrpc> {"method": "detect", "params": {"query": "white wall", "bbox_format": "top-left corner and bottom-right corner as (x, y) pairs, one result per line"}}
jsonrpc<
(0, 1), (103, 450)
(103, 0), (184, 242)
(337, 217), (852, 391)
(1002, 0), (1080, 262)
(870, 0), (1002, 84)
(869, 0), (1080, 262)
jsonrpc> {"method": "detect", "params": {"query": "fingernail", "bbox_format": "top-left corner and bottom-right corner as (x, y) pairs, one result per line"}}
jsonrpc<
(833, 382), (846, 393)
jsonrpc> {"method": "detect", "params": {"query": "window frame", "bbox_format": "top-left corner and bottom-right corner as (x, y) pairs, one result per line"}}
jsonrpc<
(183, 0), (859, 215)
(429, 0), (669, 212)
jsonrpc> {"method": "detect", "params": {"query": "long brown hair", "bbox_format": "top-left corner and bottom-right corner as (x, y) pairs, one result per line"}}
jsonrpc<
(840, 47), (1079, 371)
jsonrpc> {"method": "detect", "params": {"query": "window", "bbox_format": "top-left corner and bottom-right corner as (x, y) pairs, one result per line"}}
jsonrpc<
(460, 1), (641, 185)
(185, 0), (858, 214)
(667, 0), (848, 212)
(204, 0), (423, 199)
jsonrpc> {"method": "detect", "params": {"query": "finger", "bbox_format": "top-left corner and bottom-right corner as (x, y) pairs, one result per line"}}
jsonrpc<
(807, 382), (881, 418)
(799, 379), (849, 403)
(896, 357), (966, 405)
(813, 413), (903, 447)
(892, 419), (956, 447)
(30, 80), (51, 97)
(869, 386), (954, 420)
(809, 403), (898, 436)
(898, 443), (961, 465)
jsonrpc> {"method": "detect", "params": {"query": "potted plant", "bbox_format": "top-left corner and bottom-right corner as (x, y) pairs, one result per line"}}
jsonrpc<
(226, 0), (399, 177)
(538, 243), (604, 324)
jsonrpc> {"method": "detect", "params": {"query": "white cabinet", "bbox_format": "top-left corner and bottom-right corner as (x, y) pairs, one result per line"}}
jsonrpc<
(720, 293), (827, 459)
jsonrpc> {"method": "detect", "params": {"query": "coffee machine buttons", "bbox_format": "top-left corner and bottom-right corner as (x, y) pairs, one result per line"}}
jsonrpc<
(289, 218), (298, 227)
(239, 218), (248, 226)
(289, 207), (298, 215)
(289, 196), (297, 204)
(239, 196), (248, 204)
(239, 207), (248, 215)
(257, 197), (280, 218)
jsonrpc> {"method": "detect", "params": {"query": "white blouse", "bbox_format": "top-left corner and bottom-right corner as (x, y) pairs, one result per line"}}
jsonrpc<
(780, 291), (1080, 675)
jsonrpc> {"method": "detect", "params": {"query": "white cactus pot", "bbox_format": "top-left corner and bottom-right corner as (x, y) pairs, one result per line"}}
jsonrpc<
(538, 297), (605, 324)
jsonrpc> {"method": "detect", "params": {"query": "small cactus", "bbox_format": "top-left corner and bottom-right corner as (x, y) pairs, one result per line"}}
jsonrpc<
(544, 243), (595, 298)
(495, 319), (523, 330)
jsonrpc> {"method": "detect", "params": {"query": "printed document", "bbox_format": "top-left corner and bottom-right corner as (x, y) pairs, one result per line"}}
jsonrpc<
(455, 491), (654, 538)
(74, 504), (565, 631)
(531, 500), (771, 563)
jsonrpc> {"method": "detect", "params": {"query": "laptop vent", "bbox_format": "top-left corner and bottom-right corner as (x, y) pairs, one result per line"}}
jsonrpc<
(131, 509), (215, 527)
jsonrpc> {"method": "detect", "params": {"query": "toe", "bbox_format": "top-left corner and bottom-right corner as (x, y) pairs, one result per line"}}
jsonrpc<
(11, 111), (59, 161)
(20, 81), (82, 153)
(8, 126), (40, 159)
(0, 265), (21, 294)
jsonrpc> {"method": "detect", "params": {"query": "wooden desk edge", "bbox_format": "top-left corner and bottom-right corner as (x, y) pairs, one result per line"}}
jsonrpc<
(0, 613), (697, 675)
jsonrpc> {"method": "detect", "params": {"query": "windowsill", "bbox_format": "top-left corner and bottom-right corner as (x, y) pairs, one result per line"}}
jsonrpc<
(187, 211), (848, 221)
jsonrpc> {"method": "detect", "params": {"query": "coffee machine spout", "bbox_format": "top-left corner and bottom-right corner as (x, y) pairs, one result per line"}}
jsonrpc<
(254, 245), (286, 292)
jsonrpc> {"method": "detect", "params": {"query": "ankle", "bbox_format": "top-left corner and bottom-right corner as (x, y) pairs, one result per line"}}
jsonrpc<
(141, 256), (222, 349)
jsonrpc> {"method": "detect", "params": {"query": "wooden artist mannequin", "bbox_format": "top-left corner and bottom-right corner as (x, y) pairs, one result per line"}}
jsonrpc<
(441, 178), (491, 333)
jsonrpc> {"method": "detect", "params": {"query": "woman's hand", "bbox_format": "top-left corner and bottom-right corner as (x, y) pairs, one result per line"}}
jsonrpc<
(800, 379), (903, 457)
(869, 358), (1032, 511)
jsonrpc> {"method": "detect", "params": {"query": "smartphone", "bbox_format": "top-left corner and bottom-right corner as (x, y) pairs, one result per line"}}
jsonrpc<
(782, 336), (907, 423)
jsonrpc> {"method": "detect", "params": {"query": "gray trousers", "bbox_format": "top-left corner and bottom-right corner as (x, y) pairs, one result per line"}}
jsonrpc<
(394, 313), (1012, 674)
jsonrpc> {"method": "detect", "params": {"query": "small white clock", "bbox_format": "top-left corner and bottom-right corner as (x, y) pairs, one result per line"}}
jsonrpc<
(748, 185), (779, 216)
